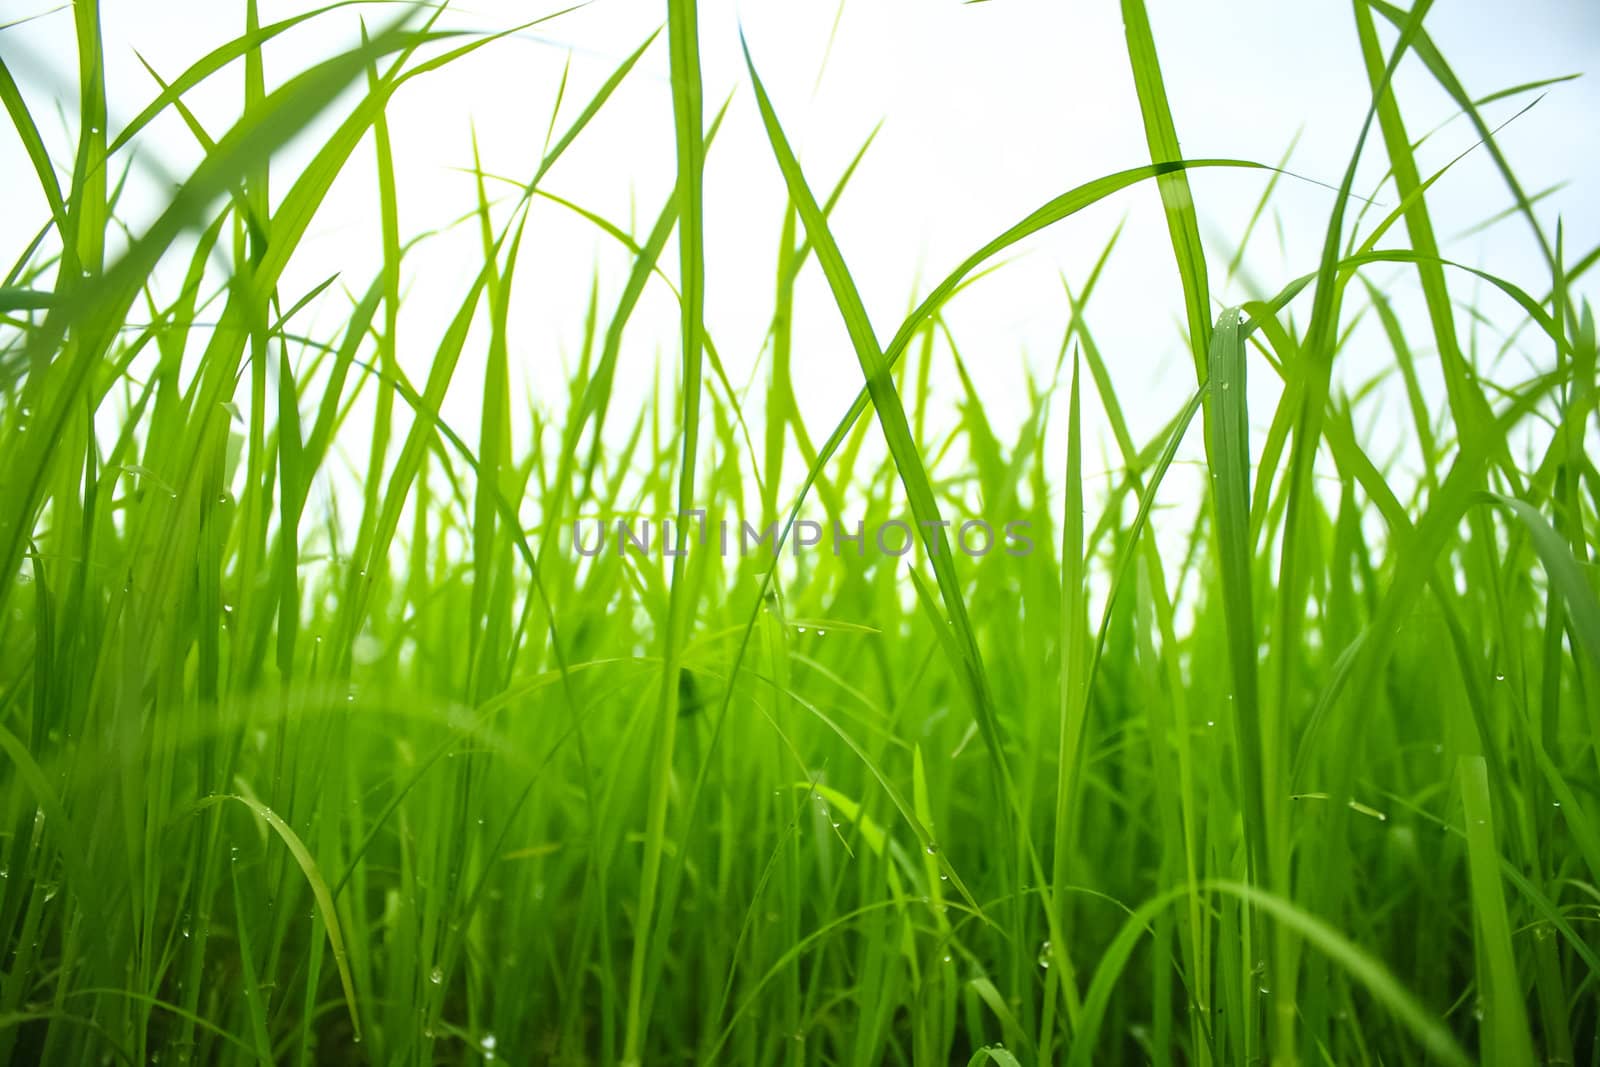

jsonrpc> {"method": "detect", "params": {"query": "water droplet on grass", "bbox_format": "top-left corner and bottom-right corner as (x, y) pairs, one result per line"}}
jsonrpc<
(924, 842), (938, 855)
(1037, 940), (1051, 968)
(429, 965), (443, 985)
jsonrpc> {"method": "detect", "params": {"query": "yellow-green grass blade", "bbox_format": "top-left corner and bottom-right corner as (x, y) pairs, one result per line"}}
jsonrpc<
(1120, 0), (1212, 377)
(744, 30), (1015, 817)
(622, 3), (705, 1063)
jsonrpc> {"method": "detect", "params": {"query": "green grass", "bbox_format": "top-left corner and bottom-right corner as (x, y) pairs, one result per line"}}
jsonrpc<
(1, 1), (1597, 1064)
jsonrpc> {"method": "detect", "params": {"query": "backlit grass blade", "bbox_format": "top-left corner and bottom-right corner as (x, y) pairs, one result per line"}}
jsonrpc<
(742, 29), (1015, 812)
(1121, 0), (1212, 376)
(622, 3), (705, 1063)
(1366, 0), (1560, 277)
(1049, 353), (1087, 1009)
(0, 56), (68, 239)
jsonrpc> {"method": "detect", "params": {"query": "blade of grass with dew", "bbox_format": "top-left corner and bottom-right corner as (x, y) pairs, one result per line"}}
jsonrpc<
(1458, 756), (1538, 1064)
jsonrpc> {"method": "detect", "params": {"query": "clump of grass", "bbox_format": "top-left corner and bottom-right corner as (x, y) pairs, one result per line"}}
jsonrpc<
(0, 1), (1596, 1064)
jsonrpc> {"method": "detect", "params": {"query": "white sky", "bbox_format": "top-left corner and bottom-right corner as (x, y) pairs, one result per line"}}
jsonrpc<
(2, 0), (1597, 528)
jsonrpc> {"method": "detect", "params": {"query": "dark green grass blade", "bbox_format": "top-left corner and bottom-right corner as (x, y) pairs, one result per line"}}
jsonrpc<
(1458, 757), (1537, 1064)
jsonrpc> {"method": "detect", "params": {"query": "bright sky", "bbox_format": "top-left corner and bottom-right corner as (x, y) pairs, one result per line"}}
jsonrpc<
(3, 0), (1597, 525)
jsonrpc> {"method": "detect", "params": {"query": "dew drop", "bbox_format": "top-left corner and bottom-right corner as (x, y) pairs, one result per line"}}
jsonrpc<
(429, 965), (443, 985)
(479, 1033), (497, 1060)
(1037, 940), (1051, 969)
(924, 842), (939, 855)
(797, 625), (807, 633)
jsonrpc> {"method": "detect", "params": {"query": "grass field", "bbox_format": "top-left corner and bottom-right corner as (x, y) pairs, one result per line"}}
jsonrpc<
(1, 1), (1598, 1063)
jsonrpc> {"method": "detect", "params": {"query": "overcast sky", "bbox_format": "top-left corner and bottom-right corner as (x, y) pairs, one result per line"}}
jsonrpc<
(3, 0), (1596, 522)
